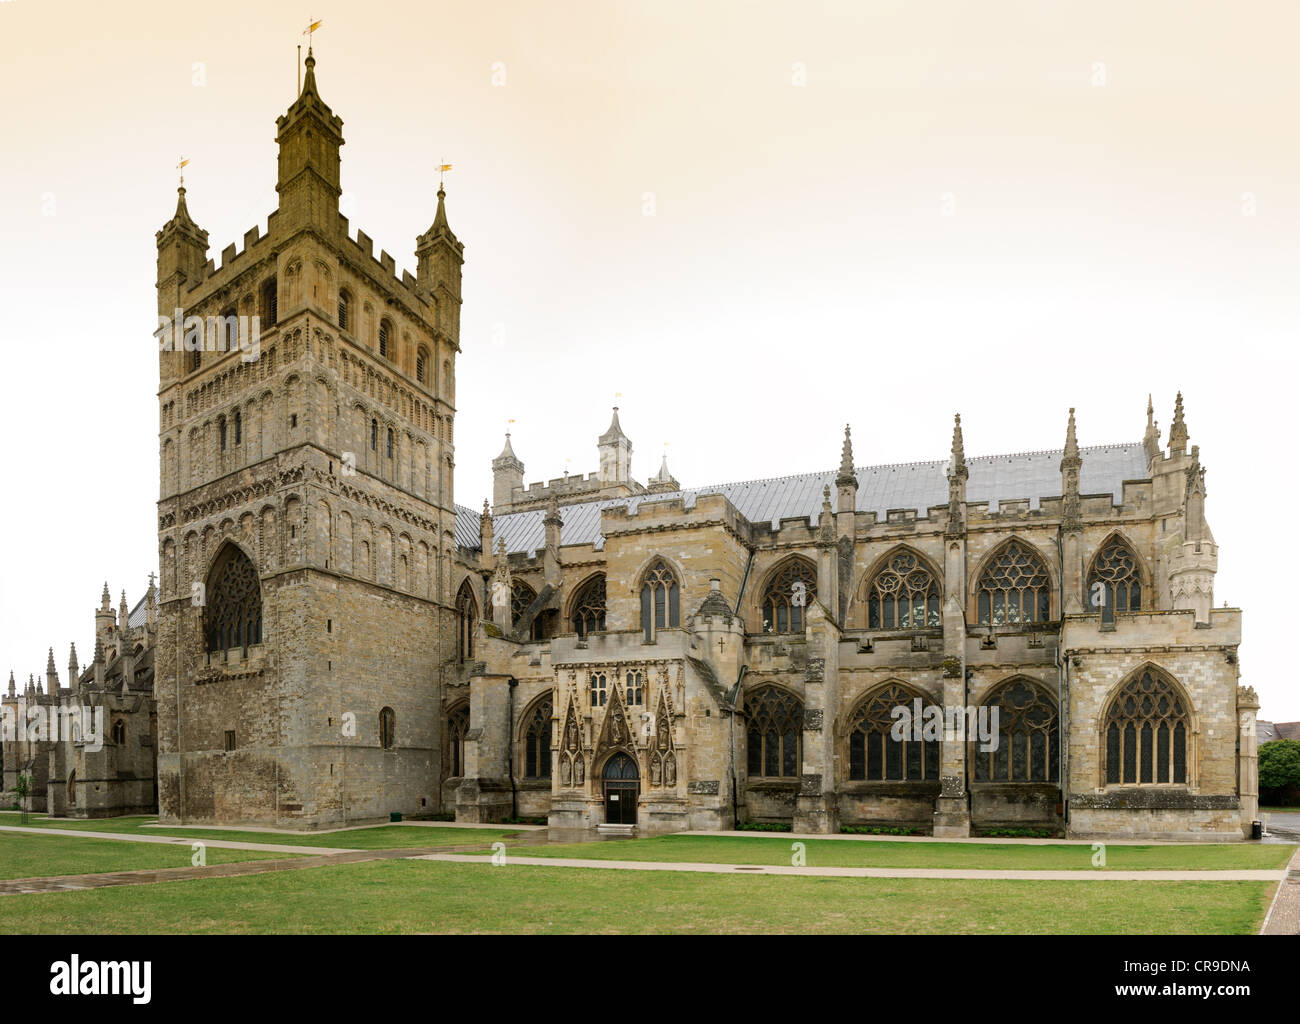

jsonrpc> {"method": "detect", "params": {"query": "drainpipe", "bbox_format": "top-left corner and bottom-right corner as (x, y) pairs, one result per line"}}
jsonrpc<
(734, 548), (756, 616)
(507, 677), (518, 821)
(727, 666), (746, 830)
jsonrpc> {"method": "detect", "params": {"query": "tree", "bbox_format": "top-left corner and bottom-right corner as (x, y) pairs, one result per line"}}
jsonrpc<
(1258, 739), (1300, 793)
(14, 772), (30, 824)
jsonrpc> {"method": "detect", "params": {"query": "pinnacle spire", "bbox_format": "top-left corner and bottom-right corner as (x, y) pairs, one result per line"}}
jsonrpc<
(1063, 407), (1080, 462)
(836, 424), (857, 489)
(1169, 391), (1188, 455)
(300, 47), (320, 100)
(432, 186), (452, 236)
(948, 413), (968, 478)
(497, 432), (518, 461)
(101, 582), (111, 610)
(599, 406), (628, 444)
(1143, 393), (1161, 463)
(46, 647), (56, 674)
(7, 670), (15, 697)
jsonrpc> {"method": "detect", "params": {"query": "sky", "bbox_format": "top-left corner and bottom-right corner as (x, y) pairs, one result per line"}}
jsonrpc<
(0, 1), (1296, 717)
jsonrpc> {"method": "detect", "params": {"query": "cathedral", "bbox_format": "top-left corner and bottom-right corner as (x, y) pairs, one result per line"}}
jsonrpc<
(6, 50), (1258, 840)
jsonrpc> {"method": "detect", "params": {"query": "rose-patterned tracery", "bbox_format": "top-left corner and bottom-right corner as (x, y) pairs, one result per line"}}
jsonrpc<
(203, 544), (262, 653)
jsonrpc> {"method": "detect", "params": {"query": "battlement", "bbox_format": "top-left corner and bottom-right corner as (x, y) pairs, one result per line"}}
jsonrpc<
(505, 471), (647, 513)
(340, 219), (428, 311)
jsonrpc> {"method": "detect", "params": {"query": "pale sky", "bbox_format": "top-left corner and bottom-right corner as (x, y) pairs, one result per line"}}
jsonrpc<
(1, 1), (1296, 716)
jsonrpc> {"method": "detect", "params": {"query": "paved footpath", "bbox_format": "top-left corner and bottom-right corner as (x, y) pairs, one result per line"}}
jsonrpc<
(0, 845), (481, 896)
(0, 824), (356, 856)
(413, 852), (1286, 882)
(1259, 846), (1300, 934)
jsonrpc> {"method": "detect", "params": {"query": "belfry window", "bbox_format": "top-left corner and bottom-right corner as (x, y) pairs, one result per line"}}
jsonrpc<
(639, 561), (680, 642)
(1104, 670), (1189, 785)
(416, 348), (428, 385)
(379, 320), (391, 359)
(570, 575), (607, 638)
(370, 419), (378, 452)
(203, 544), (263, 654)
(745, 686), (803, 778)
(761, 559), (817, 633)
(847, 684), (940, 781)
(386, 428), (394, 460)
(867, 550), (940, 629)
(977, 541), (1050, 625)
(337, 290), (350, 331)
(261, 279), (277, 327)
(1088, 538), (1142, 623)
(233, 409), (242, 446)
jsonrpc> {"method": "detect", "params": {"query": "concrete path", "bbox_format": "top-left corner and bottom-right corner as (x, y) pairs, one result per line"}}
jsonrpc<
(1259, 846), (1300, 934)
(698, 829), (1277, 847)
(0, 844), (481, 896)
(413, 851), (1286, 882)
(0, 824), (356, 856)
(137, 819), (545, 835)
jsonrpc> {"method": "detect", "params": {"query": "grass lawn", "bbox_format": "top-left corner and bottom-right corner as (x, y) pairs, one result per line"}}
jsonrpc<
(0, 859), (1272, 934)
(0, 813), (517, 850)
(0, 831), (302, 880)
(483, 834), (1298, 871)
(1261, 806), (1300, 813)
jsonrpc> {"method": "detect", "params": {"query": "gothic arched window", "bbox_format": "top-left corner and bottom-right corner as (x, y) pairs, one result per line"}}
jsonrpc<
(446, 703), (469, 778)
(233, 409), (241, 446)
(847, 684), (940, 781)
(189, 349), (201, 373)
(386, 428), (394, 460)
(570, 575), (606, 638)
(203, 544), (263, 654)
(973, 680), (1059, 782)
(640, 560), (680, 642)
(1104, 669), (1189, 785)
(867, 550), (940, 629)
(111, 719), (126, 745)
(523, 697), (553, 779)
(977, 541), (1051, 625)
(370, 418), (378, 452)
(761, 559), (817, 633)
(261, 278), (277, 327)
(1089, 538), (1142, 623)
(745, 686), (803, 778)
(416, 347), (428, 385)
(378, 319), (391, 359)
(379, 706), (396, 750)
(337, 290), (351, 331)
(510, 581), (537, 625)
(455, 580), (477, 661)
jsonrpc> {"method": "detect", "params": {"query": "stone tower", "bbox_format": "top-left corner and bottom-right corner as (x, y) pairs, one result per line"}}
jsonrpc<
(154, 48), (464, 827)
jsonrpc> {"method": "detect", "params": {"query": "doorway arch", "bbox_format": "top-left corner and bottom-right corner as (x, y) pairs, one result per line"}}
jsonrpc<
(602, 752), (639, 825)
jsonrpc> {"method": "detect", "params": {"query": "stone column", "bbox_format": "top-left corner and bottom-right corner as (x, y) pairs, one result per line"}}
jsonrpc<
(934, 594), (971, 837)
(456, 671), (514, 822)
(793, 601), (840, 834)
(1237, 685), (1260, 838)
